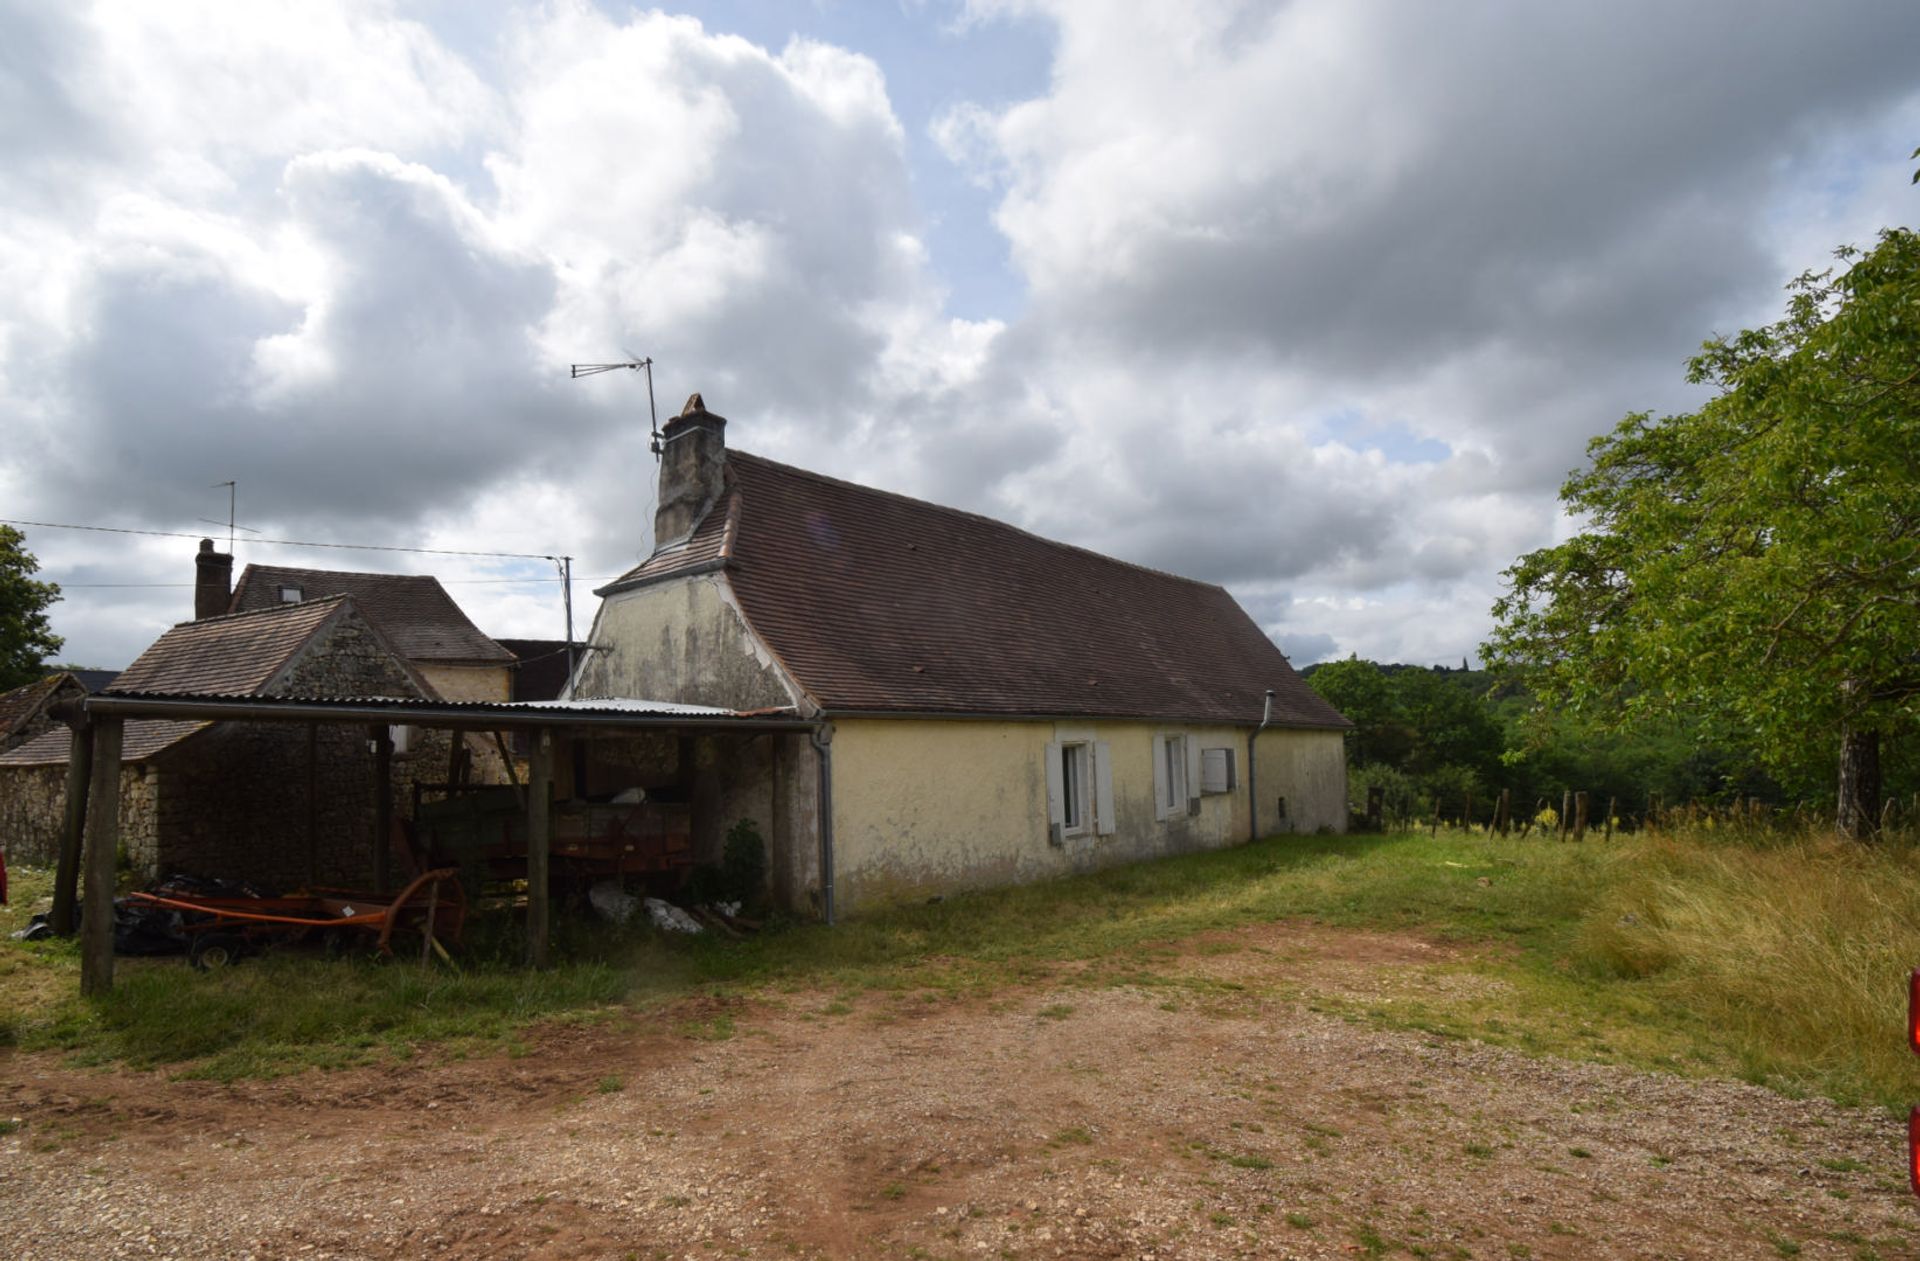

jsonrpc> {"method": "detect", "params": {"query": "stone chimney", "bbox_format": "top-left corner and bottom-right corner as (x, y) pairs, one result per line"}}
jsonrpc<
(194, 538), (233, 620)
(653, 392), (728, 548)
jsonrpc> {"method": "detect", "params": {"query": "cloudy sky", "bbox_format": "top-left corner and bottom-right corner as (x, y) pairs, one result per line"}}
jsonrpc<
(3, 0), (1917, 673)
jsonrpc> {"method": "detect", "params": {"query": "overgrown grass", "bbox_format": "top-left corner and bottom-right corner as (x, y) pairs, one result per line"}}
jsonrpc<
(4, 825), (1919, 1108)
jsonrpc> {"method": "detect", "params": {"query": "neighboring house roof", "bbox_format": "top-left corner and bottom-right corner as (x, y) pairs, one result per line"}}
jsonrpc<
(0, 672), (85, 750)
(1, 597), (427, 767)
(600, 452), (1350, 728)
(67, 668), (121, 693)
(495, 639), (582, 703)
(228, 565), (514, 666)
(114, 597), (357, 696)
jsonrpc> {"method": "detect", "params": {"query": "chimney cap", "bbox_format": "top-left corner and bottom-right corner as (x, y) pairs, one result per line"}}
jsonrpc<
(676, 392), (726, 420)
(199, 537), (215, 553)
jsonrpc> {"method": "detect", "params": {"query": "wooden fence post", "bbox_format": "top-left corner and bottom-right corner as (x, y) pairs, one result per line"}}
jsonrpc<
(1604, 796), (1616, 841)
(1559, 790), (1572, 840)
(1573, 791), (1589, 842)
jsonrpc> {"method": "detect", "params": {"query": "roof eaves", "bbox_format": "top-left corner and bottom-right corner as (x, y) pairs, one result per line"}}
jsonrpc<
(594, 555), (729, 599)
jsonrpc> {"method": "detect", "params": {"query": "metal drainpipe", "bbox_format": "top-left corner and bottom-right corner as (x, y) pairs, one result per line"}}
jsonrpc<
(810, 722), (836, 925)
(1247, 689), (1276, 842)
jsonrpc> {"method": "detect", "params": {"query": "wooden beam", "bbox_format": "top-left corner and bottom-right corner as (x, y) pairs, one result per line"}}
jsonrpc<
(527, 728), (552, 968)
(51, 719), (93, 936)
(79, 715), (123, 996)
(372, 725), (394, 894)
(305, 722), (319, 886)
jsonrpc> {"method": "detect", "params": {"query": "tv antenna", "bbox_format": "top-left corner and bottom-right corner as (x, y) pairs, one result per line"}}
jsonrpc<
(200, 480), (258, 551)
(570, 354), (661, 458)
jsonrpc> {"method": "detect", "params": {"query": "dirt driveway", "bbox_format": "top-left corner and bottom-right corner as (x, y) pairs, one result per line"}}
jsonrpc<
(4, 921), (1914, 1260)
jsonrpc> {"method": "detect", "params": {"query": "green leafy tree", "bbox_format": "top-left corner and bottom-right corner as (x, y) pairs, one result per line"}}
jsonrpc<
(1304, 656), (1411, 765)
(1487, 228), (1920, 837)
(0, 526), (63, 691)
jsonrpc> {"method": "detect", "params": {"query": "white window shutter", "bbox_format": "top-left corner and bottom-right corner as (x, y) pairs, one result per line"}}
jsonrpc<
(1185, 736), (1202, 814)
(1044, 741), (1066, 832)
(1151, 736), (1169, 820)
(1093, 741), (1116, 836)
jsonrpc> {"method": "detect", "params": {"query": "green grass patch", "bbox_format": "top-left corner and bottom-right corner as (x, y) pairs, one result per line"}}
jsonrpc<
(5, 825), (1920, 1109)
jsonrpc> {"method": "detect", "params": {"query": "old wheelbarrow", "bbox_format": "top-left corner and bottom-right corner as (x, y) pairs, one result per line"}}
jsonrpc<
(122, 867), (466, 969)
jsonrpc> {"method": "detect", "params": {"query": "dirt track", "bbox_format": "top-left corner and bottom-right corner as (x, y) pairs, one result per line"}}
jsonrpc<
(4, 922), (1915, 1260)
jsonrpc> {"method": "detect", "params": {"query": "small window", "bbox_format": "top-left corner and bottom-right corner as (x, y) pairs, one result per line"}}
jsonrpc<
(1047, 739), (1112, 843)
(1159, 735), (1187, 815)
(279, 585), (304, 603)
(1060, 742), (1090, 833)
(1201, 747), (1236, 794)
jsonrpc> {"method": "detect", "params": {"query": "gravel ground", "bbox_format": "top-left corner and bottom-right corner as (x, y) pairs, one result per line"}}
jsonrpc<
(3, 922), (1915, 1260)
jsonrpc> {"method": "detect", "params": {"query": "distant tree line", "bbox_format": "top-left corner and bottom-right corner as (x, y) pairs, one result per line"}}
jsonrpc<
(1302, 657), (1916, 832)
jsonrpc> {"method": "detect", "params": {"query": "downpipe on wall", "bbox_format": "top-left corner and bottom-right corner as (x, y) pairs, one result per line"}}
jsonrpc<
(811, 722), (836, 925)
(1247, 689), (1275, 843)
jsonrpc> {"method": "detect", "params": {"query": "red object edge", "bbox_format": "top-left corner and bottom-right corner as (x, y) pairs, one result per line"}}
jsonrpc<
(1911, 970), (1920, 1057)
(1909, 1108), (1920, 1198)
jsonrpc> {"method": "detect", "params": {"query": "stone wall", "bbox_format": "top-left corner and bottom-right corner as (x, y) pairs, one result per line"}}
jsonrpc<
(134, 606), (430, 888)
(149, 721), (378, 888)
(0, 758), (159, 870)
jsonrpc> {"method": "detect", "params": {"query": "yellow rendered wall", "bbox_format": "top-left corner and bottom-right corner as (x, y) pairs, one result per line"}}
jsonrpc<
(417, 663), (511, 703)
(570, 578), (798, 711)
(828, 717), (1346, 912)
(1251, 727), (1349, 836)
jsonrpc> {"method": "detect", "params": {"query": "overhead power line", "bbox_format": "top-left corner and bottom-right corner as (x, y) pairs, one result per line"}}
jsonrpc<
(1, 518), (564, 562)
(56, 576), (617, 589)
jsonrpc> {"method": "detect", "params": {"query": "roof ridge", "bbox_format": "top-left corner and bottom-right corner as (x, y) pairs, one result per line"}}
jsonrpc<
(236, 563), (441, 582)
(168, 593), (351, 631)
(728, 450), (1230, 594)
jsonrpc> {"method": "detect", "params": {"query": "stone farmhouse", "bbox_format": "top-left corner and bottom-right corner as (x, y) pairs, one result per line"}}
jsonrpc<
(0, 597), (428, 889)
(569, 395), (1351, 914)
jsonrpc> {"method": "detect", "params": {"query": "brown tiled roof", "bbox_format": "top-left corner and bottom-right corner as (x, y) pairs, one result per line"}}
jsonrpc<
(0, 719), (209, 767)
(110, 598), (352, 696)
(0, 673), (74, 744)
(229, 565), (513, 665)
(604, 452), (1348, 728)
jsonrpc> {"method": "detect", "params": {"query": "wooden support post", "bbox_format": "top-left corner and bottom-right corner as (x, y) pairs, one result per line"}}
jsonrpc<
(305, 722), (319, 887)
(1604, 796), (1616, 841)
(1573, 791), (1590, 842)
(52, 719), (93, 936)
(1496, 788), (1512, 837)
(1559, 790), (1572, 840)
(372, 726), (394, 894)
(79, 716), (123, 996)
(527, 728), (552, 968)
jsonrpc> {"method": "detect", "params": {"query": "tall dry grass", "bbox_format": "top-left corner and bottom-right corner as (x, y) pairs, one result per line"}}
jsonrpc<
(1576, 824), (1920, 1107)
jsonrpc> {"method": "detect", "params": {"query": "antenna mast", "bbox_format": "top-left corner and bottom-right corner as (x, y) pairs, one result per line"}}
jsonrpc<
(199, 481), (259, 551)
(570, 356), (661, 459)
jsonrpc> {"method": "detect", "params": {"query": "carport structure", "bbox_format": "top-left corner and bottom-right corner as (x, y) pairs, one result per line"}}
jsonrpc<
(47, 690), (822, 994)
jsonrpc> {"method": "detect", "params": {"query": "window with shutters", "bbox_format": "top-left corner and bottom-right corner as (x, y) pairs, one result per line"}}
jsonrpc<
(1059, 742), (1089, 834)
(1046, 737), (1114, 844)
(1157, 734), (1188, 818)
(1201, 747), (1236, 794)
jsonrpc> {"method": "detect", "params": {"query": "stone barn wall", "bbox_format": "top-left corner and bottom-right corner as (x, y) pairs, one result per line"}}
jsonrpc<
(0, 759), (160, 871)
